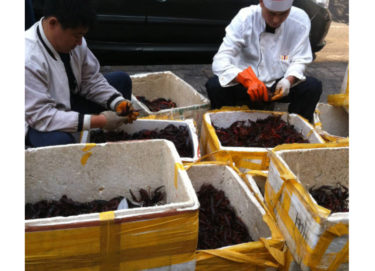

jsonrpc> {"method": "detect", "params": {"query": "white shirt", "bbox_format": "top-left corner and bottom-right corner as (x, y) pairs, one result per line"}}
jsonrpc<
(212, 5), (312, 88)
(25, 19), (125, 134)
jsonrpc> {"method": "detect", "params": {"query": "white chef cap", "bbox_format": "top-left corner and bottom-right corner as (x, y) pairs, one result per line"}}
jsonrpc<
(263, 0), (294, 12)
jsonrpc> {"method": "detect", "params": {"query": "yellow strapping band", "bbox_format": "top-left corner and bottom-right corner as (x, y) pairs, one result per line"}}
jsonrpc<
(99, 211), (120, 271)
(327, 223), (349, 236)
(327, 94), (348, 108)
(305, 223), (348, 269)
(99, 211), (115, 221)
(205, 120), (222, 151)
(272, 141), (348, 152)
(26, 211), (198, 271)
(245, 170), (268, 178)
(200, 248), (279, 267)
(328, 241), (349, 271)
(81, 143), (96, 166)
(306, 129), (314, 138)
(81, 143), (96, 152)
(259, 238), (285, 266)
(81, 152), (92, 165)
(315, 121), (322, 128)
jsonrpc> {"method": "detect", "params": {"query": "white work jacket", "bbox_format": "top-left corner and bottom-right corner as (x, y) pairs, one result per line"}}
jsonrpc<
(212, 5), (313, 88)
(25, 19), (125, 134)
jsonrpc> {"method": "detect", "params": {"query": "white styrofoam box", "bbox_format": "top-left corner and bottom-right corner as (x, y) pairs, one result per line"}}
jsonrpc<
(187, 164), (272, 245)
(201, 110), (324, 171)
(313, 103), (349, 139)
(25, 140), (199, 270)
(245, 172), (268, 202)
(130, 71), (210, 129)
(81, 119), (200, 163)
(267, 147), (349, 271)
(25, 140), (199, 227)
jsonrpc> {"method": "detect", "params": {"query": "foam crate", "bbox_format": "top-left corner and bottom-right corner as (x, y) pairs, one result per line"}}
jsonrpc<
(265, 147), (349, 271)
(313, 103), (349, 141)
(25, 140), (199, 271)
(200, 110), (324, 171)
(187, 164), (285, 271)
(130, 71), (210, 129)
(81, 118), (200, 163)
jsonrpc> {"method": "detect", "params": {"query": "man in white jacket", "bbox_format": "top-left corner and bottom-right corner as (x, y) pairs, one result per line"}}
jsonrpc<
(25, 0), (138, 147)
(206, 0), (322, 122)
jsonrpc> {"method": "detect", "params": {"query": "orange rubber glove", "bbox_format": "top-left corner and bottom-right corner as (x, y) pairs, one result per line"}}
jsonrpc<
(236, 67), (269, 102)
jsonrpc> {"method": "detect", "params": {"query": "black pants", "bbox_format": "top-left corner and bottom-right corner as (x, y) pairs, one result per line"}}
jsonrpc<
(206, 76), (322, 122)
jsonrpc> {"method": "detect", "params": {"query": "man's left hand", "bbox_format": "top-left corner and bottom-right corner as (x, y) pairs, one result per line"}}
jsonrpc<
(271, 78), (291, 101)
(115, 100), (139, 123)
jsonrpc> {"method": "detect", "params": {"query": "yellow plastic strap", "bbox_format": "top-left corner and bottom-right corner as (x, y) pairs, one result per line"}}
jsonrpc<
(327, 223), (348, 236)
(26, 211), (198, 271)
(81, 144), (96, 166)
(99, 211), (120, 271)
(231, 151), (269, 170)
(140, 114), (170, 120)
(321, 134), (348, 143)
(81, 152), (92, 166)
(306, 129), (314, 138)
(259, 238), (285, 266)
(174, 162), (185, 189)
(209, 105), (250, 112)
(306, 223), (348, 269)
(205, 120), (222, 151)
(99, 211), (115, 221)
(200, 248), (279, 267)
(328, 241), (349, 271)
(245, 170), (268, 178)
(272, 141), (348, 152)
(268, 151), (295, 180)
(81, 143), (96, 152)
(185, 150), (234, 171)
(327, 94), (348, 108)
(314, 121), (322, 128)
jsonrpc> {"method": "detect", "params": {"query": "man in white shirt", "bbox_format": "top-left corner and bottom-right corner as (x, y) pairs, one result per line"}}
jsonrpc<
(206, 0), (322, 122)
(25, 0), (138, 147)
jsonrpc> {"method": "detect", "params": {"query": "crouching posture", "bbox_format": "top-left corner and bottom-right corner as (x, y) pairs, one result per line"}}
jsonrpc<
(25, 0), (138, 148)
(206, 0), (322, 122)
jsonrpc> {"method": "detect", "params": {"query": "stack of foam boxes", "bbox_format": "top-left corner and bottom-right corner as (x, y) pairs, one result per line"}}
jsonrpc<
(25, 71), (349, 271)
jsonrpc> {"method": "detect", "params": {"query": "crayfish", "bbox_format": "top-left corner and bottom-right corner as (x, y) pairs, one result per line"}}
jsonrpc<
(309, 183), (349, 213)
(213, 115), (308, 148)
(136, 96), (177, 112)
(128, 186), (166, 208)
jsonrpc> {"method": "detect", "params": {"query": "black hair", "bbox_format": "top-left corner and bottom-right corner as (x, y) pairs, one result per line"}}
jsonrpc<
(43, 0), (96, 29)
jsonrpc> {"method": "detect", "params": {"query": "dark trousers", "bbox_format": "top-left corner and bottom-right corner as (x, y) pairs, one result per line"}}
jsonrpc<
(206, 75), (322, 122)
(26, 71), (132, 148)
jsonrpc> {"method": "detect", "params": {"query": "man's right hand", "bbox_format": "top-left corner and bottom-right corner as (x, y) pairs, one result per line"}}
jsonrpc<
(100, 111), (128, 131)
(236, 67), (269, 102)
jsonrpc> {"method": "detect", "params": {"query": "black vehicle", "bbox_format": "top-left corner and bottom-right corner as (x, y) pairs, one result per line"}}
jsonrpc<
(31, 0), (331, 65)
